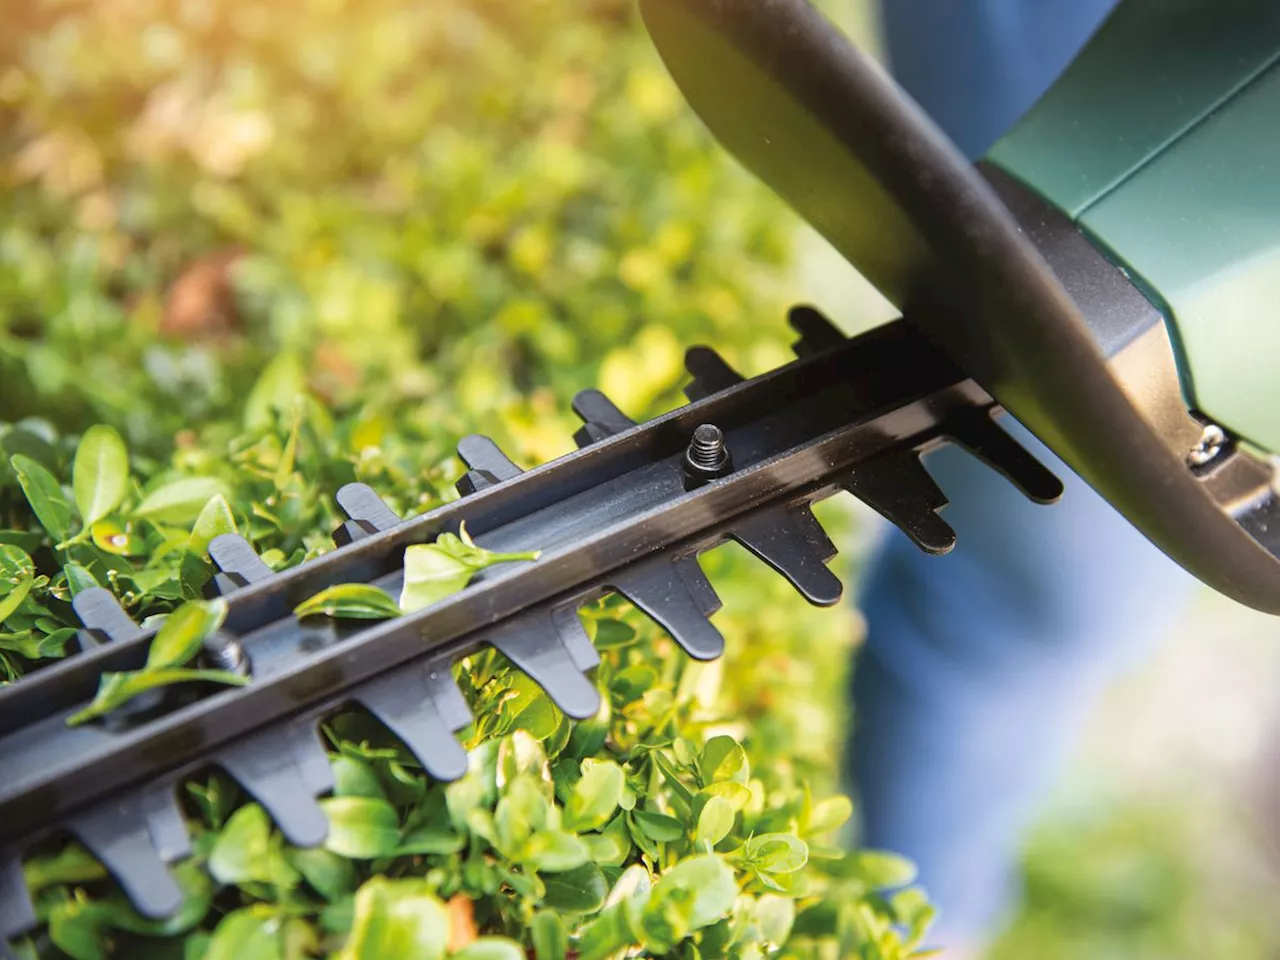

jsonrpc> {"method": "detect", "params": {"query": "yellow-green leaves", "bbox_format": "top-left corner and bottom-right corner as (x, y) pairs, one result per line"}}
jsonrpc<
(564, 759), (624, 833)
(66, 598), (247, 726)
(135, 476), (230, 526)
(294, 584), (401, 621)
(293, 526), (542, 622)
(335, 878), (449, 960)
(202, 909), (283, 960)
(694, 795), (736, 849)
(72, 425), (129, 529)
(319, 797), (401, 859)
(189, 494), (238, 556)
(452, 939), (526, 960)
(209, 805), (299, 889)
(530, 911), (568, 960)
(11, 454), (73, 544)
(148, 597), (227, 669)
(400, 526), (539, 613)
(699, 735), (749, 786)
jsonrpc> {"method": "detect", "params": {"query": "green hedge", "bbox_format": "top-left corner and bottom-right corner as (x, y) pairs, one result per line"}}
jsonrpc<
(0, 1), (935, 957)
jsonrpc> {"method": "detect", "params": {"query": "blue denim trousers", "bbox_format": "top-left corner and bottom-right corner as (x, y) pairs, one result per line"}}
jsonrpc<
(849, 0), (1195, 944)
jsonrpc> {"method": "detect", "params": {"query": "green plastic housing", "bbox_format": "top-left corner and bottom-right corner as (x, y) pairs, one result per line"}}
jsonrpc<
(986, 0), (1280, 455)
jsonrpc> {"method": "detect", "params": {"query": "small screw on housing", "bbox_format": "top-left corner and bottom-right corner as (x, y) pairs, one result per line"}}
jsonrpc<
(201, 632), (250, 677)
(1187, 423), (1227, 468)
(683, 423), (733, 486)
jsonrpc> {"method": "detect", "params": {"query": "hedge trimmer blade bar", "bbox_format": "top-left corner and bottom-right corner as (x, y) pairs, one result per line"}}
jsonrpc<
(0, 307), (1061, 951)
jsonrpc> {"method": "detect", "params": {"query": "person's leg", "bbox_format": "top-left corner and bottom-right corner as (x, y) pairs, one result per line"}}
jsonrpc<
(851, 0), (1194, 949)
(851, 421), (1192, 947)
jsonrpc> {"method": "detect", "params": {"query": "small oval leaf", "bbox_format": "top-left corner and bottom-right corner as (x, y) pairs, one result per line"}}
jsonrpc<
(147, 598), (227, 669)
(295, 584), (402, 621)
(11, 454), (74, 544)
(319, 796), (401, 859)
(135, 477), (230, 526)
(72, 425), (129, 528)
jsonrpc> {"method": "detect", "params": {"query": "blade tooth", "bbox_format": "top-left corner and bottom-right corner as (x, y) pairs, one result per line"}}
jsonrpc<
(843, 450), (957, 555)
(551, 604), (600, 672)
(788, 305), (846, 358)
(456, 434), (523, 496)
(138, 783), (193, 863)
(0, 853), (36, 946)
(790, 502), (838, 561)
(425, 662), (472, 732)
(483, 609), (599, 721)
(728, 504), (844, 607)
(571, 389), (635, 448)
(207, 534), (273, 596)
(943, 406), (1065, 504)
(69, 788), (186, 921)
(486, 607), (601, 720)
(612, 555), (725, 661)
(72, 587), (142, 651)
(683, 346), (744, 402)
(333, 483), (402, 546)
(217, 720), (333, 849)
(354, 660), (471, 782)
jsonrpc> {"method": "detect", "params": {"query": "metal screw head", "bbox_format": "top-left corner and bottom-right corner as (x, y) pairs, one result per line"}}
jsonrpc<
(201, 632), (250, 676)
(683, 423), (733, 481)
(1187, 423), (1227, 468)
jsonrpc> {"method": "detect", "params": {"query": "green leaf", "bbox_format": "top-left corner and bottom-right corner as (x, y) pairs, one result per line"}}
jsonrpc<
(806, 794), (854, 835)
(245, 353), (307, 432)
(564, 759), (624, 832)
(90, 519), (144, 556)
(67, 667), (247, 726)
(399, 530), (539, 613)
(525, 830), (590, 873)
(540, 861), (607, 913)
(700, 781), (752, 812)
(531, 910), (569, 960)
(148, 598), (227, 669)
(332, 755), (388, 800)
(319, 796), (401, 859)
(584, 814), (631, 866)
(47, 898), (109, 960)
(11, 454), (73, 544)
(209, 804), (299, 888)
(744, 833), (808, 874)
(294, 584), (401, 621)
(0, 577), (33, 626)
(135, 477), (230, 526)
(394, 824), (466, 856)
(0, 545), (35, 586)
(62, 562), (100, 597)
(202, 909), (283, 960)
(755, 894), (796, 947)
(452, 938), (526, 960)
(286, 846), (359, 901)
(649, 854), (738, 929)
(699, 735), (749, 786)
(72, 425), (129, 527)
(23, 844), (107, 893)
(189, 494), (238, 556)
(398, 545), (472, 612)
(334, 877), (448, 960)
(631, 809), (685, 843)
(851, 850), (918, 890)
(590, 618), (636, 649)
(695, 795), (736, 848)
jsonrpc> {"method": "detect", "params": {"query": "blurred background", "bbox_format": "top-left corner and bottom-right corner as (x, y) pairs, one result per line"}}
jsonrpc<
(3, 0), (1280, 956)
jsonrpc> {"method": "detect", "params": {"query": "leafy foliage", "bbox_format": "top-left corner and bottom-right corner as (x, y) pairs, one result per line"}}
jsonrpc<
(0, 0), (931, 956)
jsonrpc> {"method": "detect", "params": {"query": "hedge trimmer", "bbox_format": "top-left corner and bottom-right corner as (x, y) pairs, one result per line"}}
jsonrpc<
(3, 0), (1279, 949)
